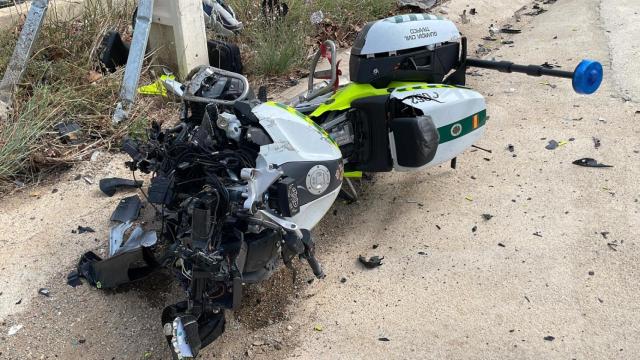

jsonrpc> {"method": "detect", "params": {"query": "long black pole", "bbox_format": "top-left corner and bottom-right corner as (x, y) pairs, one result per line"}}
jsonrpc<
(466, 58), (574, 79)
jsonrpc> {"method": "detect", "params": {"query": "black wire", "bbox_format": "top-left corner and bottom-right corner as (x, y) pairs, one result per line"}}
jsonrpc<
(132, 170), (160, 213)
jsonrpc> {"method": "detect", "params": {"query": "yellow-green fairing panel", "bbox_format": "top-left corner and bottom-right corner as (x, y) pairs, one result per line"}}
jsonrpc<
(308, 82), (457, 118)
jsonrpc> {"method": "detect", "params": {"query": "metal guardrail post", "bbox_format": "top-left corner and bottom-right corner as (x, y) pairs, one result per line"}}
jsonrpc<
(0, 0), (49, 122)
(112, 0), (155, 125)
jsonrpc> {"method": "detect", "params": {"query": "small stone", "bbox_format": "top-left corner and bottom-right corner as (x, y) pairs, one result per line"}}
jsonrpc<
(472, 226), (477, 233)
(543, 335), (555, 341)
(252, 340), (265, 346)
(286, 325), (293, 331)
(340, 277), (347, 283)
(588, 271), (595, 276)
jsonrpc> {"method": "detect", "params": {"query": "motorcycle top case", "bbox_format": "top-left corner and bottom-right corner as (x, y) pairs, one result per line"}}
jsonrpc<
(350, 14), (462, 85)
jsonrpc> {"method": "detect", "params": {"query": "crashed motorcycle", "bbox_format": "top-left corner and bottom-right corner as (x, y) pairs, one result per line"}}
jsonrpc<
(73, 66), (341, 359)
(72, 13), (603, 359)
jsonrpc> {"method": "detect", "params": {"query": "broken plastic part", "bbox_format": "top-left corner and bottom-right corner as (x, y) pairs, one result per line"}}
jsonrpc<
(99, 177), (143, 197)
(98, 31), (130, 73)
(358, 255), (384, 269)
(572, 158), (612, 168)
(110, 195), (142, 223)
(54, 122), (82, 144)
(109, 221), (133, 256)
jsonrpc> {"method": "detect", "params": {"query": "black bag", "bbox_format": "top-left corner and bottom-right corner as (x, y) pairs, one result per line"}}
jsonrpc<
(207, 40), (243, 74)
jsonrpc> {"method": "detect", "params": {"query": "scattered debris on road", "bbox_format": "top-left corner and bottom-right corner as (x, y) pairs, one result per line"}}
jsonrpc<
(572, 158), (613, 168)
(77, 226), (95, 234)
(99, 178), (143, 197)
(592, 137), (601, 149)
(533, 232), (543, 237)
(482, 214), (494, 220)
(38, 288), (50, 297)
(358, 255), (384, 269)
(543, 335), (555, 341)
(378, 337), (391, 341)
(501, 27), (522, 34)
(498, 243), (506, 247)
(471, 144), (492, 153)
(7, 324), (23, 336)
(54, 122), (83, 145)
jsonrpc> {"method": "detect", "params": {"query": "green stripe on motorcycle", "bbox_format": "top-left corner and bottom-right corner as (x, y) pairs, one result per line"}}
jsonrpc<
(437, 110), (487, 144)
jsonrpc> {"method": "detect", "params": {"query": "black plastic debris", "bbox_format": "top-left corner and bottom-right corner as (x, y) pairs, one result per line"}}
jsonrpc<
(482, 214), (494, 220)
(471, 144), (492, 153)
(501, 28), (522, 34)
(502, 40), (514, 45)
(98, 31), (130, 73)
(77, 226), (95, 234)
(358, 255), (384, 269)
(38, 288), (50, 297)
(110, 195), (142, 223)
(572, 158), (612, 168)
(472, 225), (477, 233)
(525, 4), (547, 16)
(592, 137), (601, 149)
(588, 271), (595, 276)
(507, 144), (515, 152)
(67, 271), (82, 287)
(372, 244), (379, 249)
(545, 140), (559, 150)
(378, 337), (391, 342)
(600, 231), (609, 239)
(15, 298), (22, 305)
(498, 243), (506, 247)
(543, 336), (555, 341)
(99, 177), (143, 197)
(75, 247), (158, 289)
(340, 277), (347, 283)
(533, 232), (543, 237)
(54, 122), (82, 145)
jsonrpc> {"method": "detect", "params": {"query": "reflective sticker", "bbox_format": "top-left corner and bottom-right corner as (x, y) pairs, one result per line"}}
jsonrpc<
(450, 123), (463, 137)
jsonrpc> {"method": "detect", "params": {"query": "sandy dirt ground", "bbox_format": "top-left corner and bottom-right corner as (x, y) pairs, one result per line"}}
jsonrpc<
(1, 0), (639, 359)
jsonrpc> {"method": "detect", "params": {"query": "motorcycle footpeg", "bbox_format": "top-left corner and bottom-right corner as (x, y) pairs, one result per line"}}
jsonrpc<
(300, 230), (325, 279)
(305, 253), (325, 279)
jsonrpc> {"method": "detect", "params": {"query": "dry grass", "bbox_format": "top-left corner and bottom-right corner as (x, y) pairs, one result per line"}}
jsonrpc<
(0, 0), (156, 188)
(229, 0), (397, 78)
